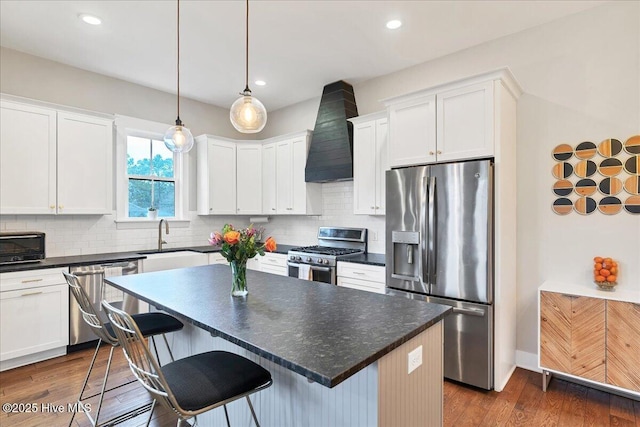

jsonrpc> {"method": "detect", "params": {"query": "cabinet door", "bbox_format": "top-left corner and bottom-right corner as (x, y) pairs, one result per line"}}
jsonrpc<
(375, 118), (388, 214)
(337, 277), (385, 294)
(57, 112), (113, 214)
(436, 81), (494, 162)
(291, 137), (308, 214)
(276, 140), (292, 214)
(606, 301), (640, 392)
(0, 101), (56, 214)
(208, 140), (236, 214)
(540, 292), (605, 382)
(540, 291), (572, 373)
(353, 121), (377, 214)
(247, 257), (261, 271)
(236, 143), (262, 214)
(262, 142), (277, 214)
(388, 95), (436, 168)
(0, 284), (69, 361)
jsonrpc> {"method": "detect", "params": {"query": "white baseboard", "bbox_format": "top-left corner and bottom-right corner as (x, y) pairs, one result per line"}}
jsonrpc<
(516, 350), (540, 373)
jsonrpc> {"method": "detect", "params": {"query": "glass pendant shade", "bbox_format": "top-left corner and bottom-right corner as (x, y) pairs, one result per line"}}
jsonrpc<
(230, 93), (267, 133)
(164, 121), (194, 153)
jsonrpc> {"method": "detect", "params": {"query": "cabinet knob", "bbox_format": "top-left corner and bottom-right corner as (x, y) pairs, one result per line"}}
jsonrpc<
(58, 205), (64, 209)
(237, 208), (240, 211)
(376, 206), (380, 209)
(210, 208), (213, 211)
(437, 150), (442, 155)
(50, 205), (55, 209)
(271, 208), (276, 211)
(429, 151), (435, 155)
(287, 207), (292, 210)
(371, 206), (375, 209)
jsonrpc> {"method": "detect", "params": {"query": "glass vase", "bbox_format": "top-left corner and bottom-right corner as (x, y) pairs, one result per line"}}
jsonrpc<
(230, 259), (248, 297)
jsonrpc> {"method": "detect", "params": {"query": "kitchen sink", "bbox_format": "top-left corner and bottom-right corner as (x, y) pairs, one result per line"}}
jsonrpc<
(140, 250), (208, 272)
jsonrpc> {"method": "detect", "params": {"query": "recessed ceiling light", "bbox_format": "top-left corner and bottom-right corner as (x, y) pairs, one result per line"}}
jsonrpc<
(254, 80), (266, 86)
(386, 19), (402, 30)
(79, 14), (102, 26)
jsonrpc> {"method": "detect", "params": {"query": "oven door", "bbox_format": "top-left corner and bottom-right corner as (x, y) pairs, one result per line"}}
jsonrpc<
(287, 262), (335, 284)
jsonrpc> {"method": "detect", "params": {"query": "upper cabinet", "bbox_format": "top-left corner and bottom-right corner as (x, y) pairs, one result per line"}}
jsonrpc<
(197, 131), (320, 216)
(384, 69), (520, 168)
(270, 131), (321, 215)
(0, 99), (113, 215)
(236, 143), (262, 215)
(196, 136), (237, 215)
(350, 112), (388, 215)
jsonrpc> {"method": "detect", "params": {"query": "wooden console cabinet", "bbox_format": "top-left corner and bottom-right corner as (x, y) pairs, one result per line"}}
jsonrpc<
(539, 282), (640, 397)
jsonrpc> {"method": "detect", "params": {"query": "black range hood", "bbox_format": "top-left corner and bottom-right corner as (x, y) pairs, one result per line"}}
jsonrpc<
(305, 81), (358, 183)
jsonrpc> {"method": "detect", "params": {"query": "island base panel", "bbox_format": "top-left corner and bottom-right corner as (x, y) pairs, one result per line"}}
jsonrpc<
(154, 320), (444, 426)
(379, 321), (443, 427)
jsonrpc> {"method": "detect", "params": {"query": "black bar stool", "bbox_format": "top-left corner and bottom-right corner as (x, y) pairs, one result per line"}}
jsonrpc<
(102, 300), (273, 427)
(64, 272), (184, 427)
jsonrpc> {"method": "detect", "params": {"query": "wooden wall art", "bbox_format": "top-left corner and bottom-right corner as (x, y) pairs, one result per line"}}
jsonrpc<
(552, 135), (639, 215)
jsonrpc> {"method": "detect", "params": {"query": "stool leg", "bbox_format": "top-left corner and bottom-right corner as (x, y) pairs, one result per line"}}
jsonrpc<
(162, 333), (176, 362)
(151, 335), (161, 365)
(144, 399), (157, 427)
(92, 345), (116, 426)
(69, 339), (102, 427)
(246, 396), (260, 427)
(223, 404), (231, 427)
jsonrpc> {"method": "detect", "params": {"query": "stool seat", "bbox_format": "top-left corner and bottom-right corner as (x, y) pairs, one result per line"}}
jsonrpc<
(104, 312), (183, 339)
(162, 351), (272, 412)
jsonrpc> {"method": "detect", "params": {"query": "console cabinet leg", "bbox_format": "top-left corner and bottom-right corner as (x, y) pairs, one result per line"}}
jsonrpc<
(542, 370), (552, 392)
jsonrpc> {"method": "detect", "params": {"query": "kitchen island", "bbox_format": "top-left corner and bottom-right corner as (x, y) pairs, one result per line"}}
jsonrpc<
(105, 264), (450, 427)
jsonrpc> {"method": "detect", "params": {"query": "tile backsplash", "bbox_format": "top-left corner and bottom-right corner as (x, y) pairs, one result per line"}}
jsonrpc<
(0, 182), (386, 257)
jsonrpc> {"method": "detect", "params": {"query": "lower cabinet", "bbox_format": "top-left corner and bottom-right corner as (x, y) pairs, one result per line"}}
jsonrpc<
(337, 262), (385, 294)
(539, 288), (640, 394)
(260, 253), (288, 276)
(0, 267), (69, 371)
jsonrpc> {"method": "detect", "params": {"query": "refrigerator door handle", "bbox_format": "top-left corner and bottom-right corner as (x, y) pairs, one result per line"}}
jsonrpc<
(420, 176), (429, 286)
(452, 307), (486, 317)
(427, 176), (437, 287)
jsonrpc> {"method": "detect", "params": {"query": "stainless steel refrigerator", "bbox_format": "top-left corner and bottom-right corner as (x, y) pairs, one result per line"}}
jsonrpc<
(385, 159), (494, 390)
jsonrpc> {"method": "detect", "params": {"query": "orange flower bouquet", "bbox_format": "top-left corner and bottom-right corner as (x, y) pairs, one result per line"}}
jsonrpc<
(209, 224), (276, 296)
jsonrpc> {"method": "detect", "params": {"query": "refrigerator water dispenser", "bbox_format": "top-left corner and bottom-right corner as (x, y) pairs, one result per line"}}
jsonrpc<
(391, 231), (420, 281)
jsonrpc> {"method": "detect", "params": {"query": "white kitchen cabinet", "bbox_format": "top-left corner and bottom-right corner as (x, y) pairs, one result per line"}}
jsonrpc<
(0, 267), (69, 371)
(271, 131), (321, 215)
(350, 112), (388, 215)
(387, 94), (436, 168)
(436, 81), (493, 162)
(247, 257), (261, 271)
(208, 252), (227, 265)
(262, 142), (277, 214)
(196, 136), (237, 215)
(337, 262), (385, 294)
(236, 143), (262, 215)
(57, 111), (113, 214)
(260, 253), (288, 276)
(0, 99), (113, 215)
(384, 70), (517, 168)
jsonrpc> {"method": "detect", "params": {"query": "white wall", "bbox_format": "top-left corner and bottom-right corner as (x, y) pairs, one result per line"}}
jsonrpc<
(266, 1), (640, 358)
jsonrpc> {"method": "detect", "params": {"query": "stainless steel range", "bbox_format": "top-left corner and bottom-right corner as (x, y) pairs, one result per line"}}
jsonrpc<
(287, 227), (367, 284)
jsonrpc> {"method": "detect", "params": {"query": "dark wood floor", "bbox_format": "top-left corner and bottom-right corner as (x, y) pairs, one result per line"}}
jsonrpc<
(1, 346), (639, 426)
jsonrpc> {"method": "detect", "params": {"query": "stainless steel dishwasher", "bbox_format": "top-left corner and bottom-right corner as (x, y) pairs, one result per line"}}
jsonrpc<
(68, 260), (140, 350)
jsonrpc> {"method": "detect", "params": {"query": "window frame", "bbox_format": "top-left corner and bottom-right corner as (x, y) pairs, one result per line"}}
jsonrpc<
(114, 115), (190, 226)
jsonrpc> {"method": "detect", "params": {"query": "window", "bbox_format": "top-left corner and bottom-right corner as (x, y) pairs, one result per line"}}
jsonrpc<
(114, 115), (189, 225)
(126, 136), (175, 218)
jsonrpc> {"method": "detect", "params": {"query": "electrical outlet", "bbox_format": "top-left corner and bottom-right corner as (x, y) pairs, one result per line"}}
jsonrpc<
(371, 231), (378, 241)
(407, 345), (423, 374)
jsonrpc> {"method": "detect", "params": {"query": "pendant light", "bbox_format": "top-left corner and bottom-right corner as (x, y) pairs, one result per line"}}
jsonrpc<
(164, 0), (194, 153)
(230, 0), (267, 133)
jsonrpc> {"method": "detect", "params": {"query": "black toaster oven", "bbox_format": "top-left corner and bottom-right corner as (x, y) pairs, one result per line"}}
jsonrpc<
(0, 232), (46, 264)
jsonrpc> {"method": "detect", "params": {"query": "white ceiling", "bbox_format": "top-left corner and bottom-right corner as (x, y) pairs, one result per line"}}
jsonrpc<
(0, 1), (605, 111)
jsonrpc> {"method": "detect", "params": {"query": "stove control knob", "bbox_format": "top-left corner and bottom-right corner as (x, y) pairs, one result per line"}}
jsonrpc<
(296, 256), (302, 261)
(323, 259), (330, 265)
(306, 257), (312, 262)
(289, 255), (295, 261)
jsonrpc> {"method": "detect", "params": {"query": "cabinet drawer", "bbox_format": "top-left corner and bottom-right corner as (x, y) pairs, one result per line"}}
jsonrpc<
(208, 253), (227, 265)
(261, 253), (287, 268)
(0, 267), (67, 292)
(337, 277), (385, 294)
(337, 262), (385, 283)
(260, 265), (287, 277)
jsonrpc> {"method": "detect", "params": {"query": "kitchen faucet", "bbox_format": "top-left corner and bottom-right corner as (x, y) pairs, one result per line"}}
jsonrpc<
(158, 219), (169, 251)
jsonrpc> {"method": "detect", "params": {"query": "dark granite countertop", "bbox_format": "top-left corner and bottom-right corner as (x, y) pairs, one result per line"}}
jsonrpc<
(0, 244), (299, 274)
(105, 264), (449, 388)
